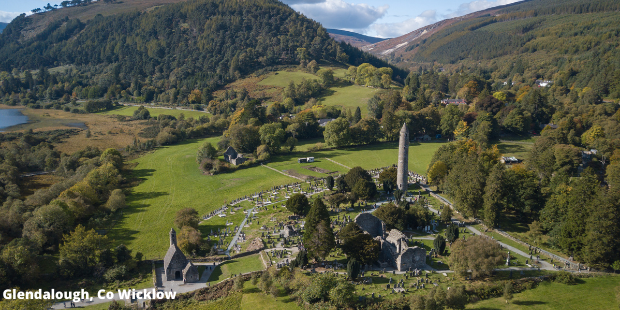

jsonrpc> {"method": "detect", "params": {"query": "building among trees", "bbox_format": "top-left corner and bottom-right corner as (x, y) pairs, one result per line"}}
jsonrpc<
(164, 228), (199, 282)
(223, 146), (247, 165)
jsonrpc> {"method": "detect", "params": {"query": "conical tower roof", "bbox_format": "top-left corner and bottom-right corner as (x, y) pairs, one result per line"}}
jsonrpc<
(400, 122), (408, 133)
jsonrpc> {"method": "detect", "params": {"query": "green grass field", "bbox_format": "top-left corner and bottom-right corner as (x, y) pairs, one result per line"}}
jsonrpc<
(467, 276), (620, 309)
(258, 71), (318, 88)
(111, 136), (537, 257)
(318, 83), (379, 116)
(108, 137), (294, 258)
(240, 282), (301, 310)
(267, 141), (446, 178)
(496, 140), (533, 159)
(99, 106), (209, 119)
(257, 69), (379, 116)
(208, 255), (265, 284)
(112, 137), (445, 257)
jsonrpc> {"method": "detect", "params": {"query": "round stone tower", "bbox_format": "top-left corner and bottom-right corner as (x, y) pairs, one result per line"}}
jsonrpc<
(397, 123), (409, 192)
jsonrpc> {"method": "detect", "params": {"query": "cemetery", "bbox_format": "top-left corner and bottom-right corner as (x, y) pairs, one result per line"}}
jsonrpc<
(87, 132), (617, 309)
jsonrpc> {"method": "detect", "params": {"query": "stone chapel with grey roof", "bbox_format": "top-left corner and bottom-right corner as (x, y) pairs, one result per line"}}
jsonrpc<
(164, 228), (199, 282)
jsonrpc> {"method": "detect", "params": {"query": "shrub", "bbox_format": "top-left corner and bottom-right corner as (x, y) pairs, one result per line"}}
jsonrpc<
(554, 271), (576, 285)
(104, 265), (127, 282)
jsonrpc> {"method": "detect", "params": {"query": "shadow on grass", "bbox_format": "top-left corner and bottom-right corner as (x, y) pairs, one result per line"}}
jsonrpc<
(125, 190), (169, 203)
(208, 266), (224, 282)
(496, 143), (528, 157)
(198, 223), (227, 237)
(513, 300), (546, 306)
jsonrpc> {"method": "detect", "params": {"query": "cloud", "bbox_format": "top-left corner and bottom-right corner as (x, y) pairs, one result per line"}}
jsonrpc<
(444, 0), (524, 18)
(291, 0), (388, 30)
(0, 11), (25, 23)
(372, 10), (437, 38)
(281, 0), (326, 4)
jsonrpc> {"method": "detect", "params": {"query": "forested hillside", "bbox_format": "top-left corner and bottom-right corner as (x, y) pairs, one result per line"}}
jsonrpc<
(380, 0), (620, 99)
(0, 0), (402, 105)
(0, 23), (7, 33)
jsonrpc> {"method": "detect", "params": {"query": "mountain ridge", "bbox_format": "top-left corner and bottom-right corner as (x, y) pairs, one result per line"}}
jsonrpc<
(362, 0), (530, 59)
(367, 0), (620, 74)
(326, 28), (386, 48)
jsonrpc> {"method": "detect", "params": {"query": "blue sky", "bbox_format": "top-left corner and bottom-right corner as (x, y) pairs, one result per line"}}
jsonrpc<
(1, 0), (523, 37)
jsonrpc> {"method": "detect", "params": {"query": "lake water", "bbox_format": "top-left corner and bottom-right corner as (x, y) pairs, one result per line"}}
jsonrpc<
(0, 109), (30, 131)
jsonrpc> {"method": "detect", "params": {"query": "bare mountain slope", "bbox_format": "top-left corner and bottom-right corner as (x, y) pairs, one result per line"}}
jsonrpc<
(327, 28), (386, 48)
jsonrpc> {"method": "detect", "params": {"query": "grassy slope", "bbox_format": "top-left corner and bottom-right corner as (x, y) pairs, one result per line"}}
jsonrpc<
(258, 71), (318, 87)
(99, 106), (208, 119)
(114, 136), (445, 257)
(207, 255), (264, 284)
(108, 137), (293, 258)
(257, 70), (380, 116)
(240, 282), (301, 310)
(467, 276), (620, 309)
(318, 83), (379, 116)
(114, 135), (534, 257)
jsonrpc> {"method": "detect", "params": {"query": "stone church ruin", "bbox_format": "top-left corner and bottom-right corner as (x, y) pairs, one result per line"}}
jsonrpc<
(354, 213), (426, 271)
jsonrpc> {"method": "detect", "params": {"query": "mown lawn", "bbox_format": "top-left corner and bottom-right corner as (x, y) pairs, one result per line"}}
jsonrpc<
(267, 141), (446, 177)
(208, 254), (265, 284)
(467, 275), (620, 309)
(108, 137), (293, 259)
(496, 140), (533, 159)
(99, 105), (209, 119)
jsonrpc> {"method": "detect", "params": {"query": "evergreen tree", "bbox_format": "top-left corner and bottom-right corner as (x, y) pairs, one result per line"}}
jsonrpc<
(447, 224), (460, 243)
(303, 198), (335, 261)
(482, 163), (506, 228)
(325, 176), (334, 191)
(440, 205), (453, 223)
(285, 193), (310, 216)
(433, 235), (446, 255)
(352, 107), (362, 124)
(346, 258), (360, 280)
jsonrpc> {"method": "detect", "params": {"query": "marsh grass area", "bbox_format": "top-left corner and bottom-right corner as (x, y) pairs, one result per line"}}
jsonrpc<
(0, 107), (151, 154)
(1, 106), (87, 132)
